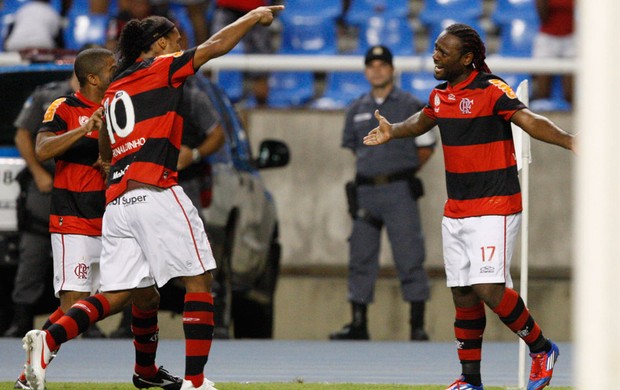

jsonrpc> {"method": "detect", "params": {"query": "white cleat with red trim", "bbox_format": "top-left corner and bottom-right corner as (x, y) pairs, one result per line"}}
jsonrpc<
(22, 330), (53, 390)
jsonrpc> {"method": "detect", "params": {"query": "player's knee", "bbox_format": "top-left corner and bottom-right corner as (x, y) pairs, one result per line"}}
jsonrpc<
(134, 286), (160, 311)
(183, 271), (213, 293)
(59, 291), (91, 312)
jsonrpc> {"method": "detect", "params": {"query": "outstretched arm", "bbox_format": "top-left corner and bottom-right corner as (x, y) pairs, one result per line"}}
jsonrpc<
(363, 109), (436, 146)
(35, 107), (104, 161)
(193, 5), (284, 70)
(511, 108), (575, 152)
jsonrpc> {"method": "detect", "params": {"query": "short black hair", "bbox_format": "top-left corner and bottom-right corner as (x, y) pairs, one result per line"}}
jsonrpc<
(74, 47), (114, 87)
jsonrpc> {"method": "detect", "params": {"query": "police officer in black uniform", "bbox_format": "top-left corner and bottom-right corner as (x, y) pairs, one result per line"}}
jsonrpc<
(330, 45), (435, 341)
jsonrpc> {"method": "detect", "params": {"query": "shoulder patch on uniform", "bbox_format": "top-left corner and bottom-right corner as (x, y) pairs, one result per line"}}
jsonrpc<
(488, 79), (517, 99)
(43, 97), (66, 122)
(158, 50), (184, 59)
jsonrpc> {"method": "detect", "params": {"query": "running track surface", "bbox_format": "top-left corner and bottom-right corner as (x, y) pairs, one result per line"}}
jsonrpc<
(0, 339), (572, 387)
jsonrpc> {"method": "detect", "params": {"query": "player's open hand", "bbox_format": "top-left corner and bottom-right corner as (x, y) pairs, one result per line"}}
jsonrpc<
(252, 5), (285, 26)
(363, 110), (393, 146)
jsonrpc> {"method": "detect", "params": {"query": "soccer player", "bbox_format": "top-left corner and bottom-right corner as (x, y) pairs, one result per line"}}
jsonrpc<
(22, 6), (284, 390)
(363, 24), (574, 390)
(19, 47), (182, 390)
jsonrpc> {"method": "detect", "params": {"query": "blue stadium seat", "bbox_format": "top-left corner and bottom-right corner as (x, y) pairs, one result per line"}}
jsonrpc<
(267, 71), (315, 108)
(214, 43), (244, 103)
(279, 13), (338, 55)
(529, 76), (571, 112)
(357, 16), (414, 55)
(345, 0), (409, 26)
(492, 0), (538, 26)
(65, 0), (89, 15)
(1, 1), (31, 51)
(419, 0), (483, 25)
(1, 0), (30, 14)
(312, 71), (368, 110)
(425, 18), (486, 53)
(284, 0), (342, 19)
(400, 72), (438, 103)
(216, 69), (244, 104)
(496, 17), (539, 57)
(169, 3), (196, 48)
(63, 13), (107, 50)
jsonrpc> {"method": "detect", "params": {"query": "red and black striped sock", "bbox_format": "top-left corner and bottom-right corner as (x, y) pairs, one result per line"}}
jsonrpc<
(492, 288), (548, 353)
(183, 292), (214, 388)
(455, 301), (486, 386)
(44, 294), (110, 351)
(132, 305), (159, 378)
(42, 307), (65, 330)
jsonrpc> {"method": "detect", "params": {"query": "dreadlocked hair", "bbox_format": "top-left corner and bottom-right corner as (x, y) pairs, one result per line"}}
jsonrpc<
(116, 19), (145, 76)
(445, 23), (491, 73)
(115, 16), (175, 77)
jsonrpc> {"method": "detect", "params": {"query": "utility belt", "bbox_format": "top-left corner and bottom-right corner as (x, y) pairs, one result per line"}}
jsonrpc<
(355, 169), (424, 199)
(345, 169), (424, 229)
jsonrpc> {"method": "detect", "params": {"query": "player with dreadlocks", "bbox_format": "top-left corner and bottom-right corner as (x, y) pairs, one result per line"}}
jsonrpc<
(363, 23), (574, 390)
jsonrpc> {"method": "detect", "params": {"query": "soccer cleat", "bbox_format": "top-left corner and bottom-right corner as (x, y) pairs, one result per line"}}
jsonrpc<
(528, 341), (560, 390)
(179, 378), (218, 390)
(13, 376), (31, 389)
(22, 330), (53, 390)
(445, 376), (484, 390)
(133, 366), (183, 390)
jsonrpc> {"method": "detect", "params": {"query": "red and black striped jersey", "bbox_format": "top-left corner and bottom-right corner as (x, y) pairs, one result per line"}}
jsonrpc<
(102, 49), (196, 203)
(39, 91), (106, 236)
(422, 70), (526, 218)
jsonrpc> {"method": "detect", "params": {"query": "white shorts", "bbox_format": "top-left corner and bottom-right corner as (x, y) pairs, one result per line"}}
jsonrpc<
(532, 32), (576, 58)
(51, 233), (102, 297)
(100, 185), (216, 292)
(442, 213), (521, 288)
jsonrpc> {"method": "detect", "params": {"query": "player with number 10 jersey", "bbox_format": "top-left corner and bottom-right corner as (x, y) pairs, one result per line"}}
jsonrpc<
(102, 49), (196, 204)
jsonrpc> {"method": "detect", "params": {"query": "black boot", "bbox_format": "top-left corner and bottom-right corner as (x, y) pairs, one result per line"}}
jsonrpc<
(2, 304), (34, 338)
(410, 301), (429, 341)
(329, 302), (369, 340)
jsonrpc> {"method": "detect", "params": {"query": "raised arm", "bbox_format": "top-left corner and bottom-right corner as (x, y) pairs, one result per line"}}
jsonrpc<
(192, 5), (284, 70)
(363, 109), (436, 146)
(510, 108), (574, 152)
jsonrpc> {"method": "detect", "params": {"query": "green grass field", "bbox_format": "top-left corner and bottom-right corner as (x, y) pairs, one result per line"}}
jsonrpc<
(0, 382), (572, 390)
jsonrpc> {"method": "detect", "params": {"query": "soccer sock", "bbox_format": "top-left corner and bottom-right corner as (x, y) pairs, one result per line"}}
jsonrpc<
(132, 305), (159, 378)
(492, 288), (549, 353)
(45, 294), (111, 351)
(455, 301), (486, 386)
(42, 307), (65, 330)
(183, 292), (214, 388)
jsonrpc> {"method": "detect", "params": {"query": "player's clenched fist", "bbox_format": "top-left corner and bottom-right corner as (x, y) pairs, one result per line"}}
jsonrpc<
(251, 5), (285, 26)
(85, 107), (104, 133)
(363, 109), (393, 146)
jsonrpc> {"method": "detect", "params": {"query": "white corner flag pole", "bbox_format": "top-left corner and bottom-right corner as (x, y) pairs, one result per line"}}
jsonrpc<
(512, 80), (532, 389)
(512, 80), (531, 389)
